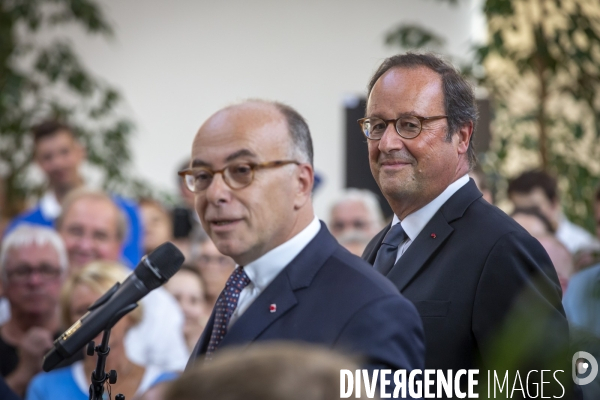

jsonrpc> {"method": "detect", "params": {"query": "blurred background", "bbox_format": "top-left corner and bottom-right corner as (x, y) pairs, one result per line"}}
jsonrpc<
(0, 0), (598, 230)
(2, 2), (600, 398)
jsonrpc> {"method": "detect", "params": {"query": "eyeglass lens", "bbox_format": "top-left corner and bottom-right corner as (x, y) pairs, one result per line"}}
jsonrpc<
(363, 116), (421, 139)
(7, 264), (62, 281)
(186, 163), (254, 192)
(333, 220), (369, 231)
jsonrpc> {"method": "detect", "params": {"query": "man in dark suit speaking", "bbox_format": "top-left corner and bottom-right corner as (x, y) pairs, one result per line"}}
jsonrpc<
(360, 53), (573, 396)
(185, 99), (424, 373)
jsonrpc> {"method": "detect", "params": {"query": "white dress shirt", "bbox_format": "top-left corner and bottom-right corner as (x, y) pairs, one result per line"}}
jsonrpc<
(228, 216), (321, 327)
(125, 287), (190, 371)
(393, 174), (470, 263)
(555, 215), (600, 254)
(39, 191), (62, 220)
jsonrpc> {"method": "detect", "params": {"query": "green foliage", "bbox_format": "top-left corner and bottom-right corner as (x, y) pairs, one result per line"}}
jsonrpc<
(477, 0), (600, 232)
(383, 0), (459, 51)
(385, 24), (445, 50)
(0, 0), (148, 218)
(384, 0), (600, 233)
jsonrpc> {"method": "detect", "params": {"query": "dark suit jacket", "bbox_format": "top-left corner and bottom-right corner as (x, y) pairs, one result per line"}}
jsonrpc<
(0, 375), (19, 400)
(363, 180), (572, 391)
(188, 222), (425, 373)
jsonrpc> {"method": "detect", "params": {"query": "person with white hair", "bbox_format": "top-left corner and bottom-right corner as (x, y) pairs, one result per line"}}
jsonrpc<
(0, 224), (68, 397)
(328, 188), (385, 255)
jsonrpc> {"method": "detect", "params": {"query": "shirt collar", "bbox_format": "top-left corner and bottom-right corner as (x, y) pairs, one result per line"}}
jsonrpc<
(39, 191), (62, 220)
(392, 174), (470, 240)
(242, 216), (321, 291)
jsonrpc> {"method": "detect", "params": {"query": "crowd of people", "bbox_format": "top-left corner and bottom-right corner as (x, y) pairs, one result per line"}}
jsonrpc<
(0, 52), (599, 400)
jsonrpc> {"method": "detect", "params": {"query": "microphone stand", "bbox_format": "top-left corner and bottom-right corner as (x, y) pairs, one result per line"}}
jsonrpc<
(88, 304), (137, 400)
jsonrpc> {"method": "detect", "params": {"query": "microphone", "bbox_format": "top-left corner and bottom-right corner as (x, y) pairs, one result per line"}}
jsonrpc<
(43, 242), (185, 372)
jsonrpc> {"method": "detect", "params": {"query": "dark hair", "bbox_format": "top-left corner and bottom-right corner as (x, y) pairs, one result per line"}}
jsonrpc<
(507, 170), (558, 203)
(595, 185), (600, 203)
(177, 158), (191, 185)
(510, 206), (556, 234)
(32, 120), (74, 143)
(272, 101), (314, 166)
(367, 52), (478, 167)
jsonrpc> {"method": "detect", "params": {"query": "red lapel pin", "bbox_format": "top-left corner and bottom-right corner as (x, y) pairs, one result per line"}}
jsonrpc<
(430, 233), (437, 239)
(269, 304), (277, 313)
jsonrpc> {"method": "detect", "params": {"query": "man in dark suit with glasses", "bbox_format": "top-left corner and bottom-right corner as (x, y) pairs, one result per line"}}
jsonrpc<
(184, 99), (424, 378)
(360, 53), (575, 398)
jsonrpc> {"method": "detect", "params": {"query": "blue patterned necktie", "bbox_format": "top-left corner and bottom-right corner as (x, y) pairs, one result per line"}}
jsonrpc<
(206, 266), (251, 357)
(373, 223), (407, 276)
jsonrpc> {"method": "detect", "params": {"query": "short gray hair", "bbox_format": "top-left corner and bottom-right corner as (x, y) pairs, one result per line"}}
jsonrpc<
(329, 188), (385, 229)
(0, 224), (68, 279)
(239, 99), (314, 166)
(272, 101), (314, 166)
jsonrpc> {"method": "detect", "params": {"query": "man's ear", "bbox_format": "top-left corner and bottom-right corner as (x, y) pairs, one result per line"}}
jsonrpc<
(294, 164), (314, 210)
(455, 121), (473, 155)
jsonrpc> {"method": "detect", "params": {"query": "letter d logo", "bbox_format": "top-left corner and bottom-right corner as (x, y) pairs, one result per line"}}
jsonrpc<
(572, 351), (598, 385)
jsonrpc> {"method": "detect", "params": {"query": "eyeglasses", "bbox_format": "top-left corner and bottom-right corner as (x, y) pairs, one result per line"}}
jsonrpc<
(178, 160), (300, 193)
(5, 264), (62, 283)
(357, 114), (447, 140)
(63, 226), (118, 244)
(331, 220), (371, 232)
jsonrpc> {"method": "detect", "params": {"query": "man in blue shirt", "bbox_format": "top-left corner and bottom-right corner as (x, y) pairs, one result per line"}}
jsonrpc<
(5, 120), (142, 267)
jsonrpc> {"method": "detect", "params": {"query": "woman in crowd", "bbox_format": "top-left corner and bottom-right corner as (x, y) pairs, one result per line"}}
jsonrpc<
(165, 265), (209, 353)
(139, 198), (173, 255)
(26, 261), (176, 400)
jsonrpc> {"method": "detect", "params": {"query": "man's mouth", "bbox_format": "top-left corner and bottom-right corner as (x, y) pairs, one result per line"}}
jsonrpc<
(381, 159), (412, 165)
(380, 161), (412, 170)
(212, 220), (237, 225)
(209, 219), (243, 229)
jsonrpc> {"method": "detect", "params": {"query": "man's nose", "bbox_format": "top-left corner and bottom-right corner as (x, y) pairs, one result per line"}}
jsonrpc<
(77, 234), (95, 250)
(26, 270), (45, 286)
(378, 122), (405, 153)
(205, 173), (231, 205)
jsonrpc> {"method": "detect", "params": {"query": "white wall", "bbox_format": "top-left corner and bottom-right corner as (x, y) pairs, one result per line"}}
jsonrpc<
(68, 0), (482, 218)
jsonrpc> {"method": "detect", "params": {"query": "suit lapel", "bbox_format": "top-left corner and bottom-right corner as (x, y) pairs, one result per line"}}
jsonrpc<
(219, 275), (298, 348)
(186, 309), (216, 369)
(362, 224), (390, 264)
(219, 222), (338, 347)
(387, 213), (453, 291)
(382, 180), (483, 292)
(198, 311), (215, 353)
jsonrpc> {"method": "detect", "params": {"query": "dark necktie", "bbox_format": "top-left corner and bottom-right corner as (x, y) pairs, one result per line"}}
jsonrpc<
(206, 266), (251, 357)
(373, 223), (406, 276)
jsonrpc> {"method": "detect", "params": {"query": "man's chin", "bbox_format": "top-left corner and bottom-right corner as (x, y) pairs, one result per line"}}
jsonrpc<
(213, 242), (246, 265)
(379, 179), (411, 198)
(213, 242), (239, 259)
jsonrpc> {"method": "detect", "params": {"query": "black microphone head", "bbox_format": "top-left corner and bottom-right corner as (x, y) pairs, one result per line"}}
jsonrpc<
(148, 242), (185, 279)
(135, 242), (185, 289)
(43, 347), (64, 372)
